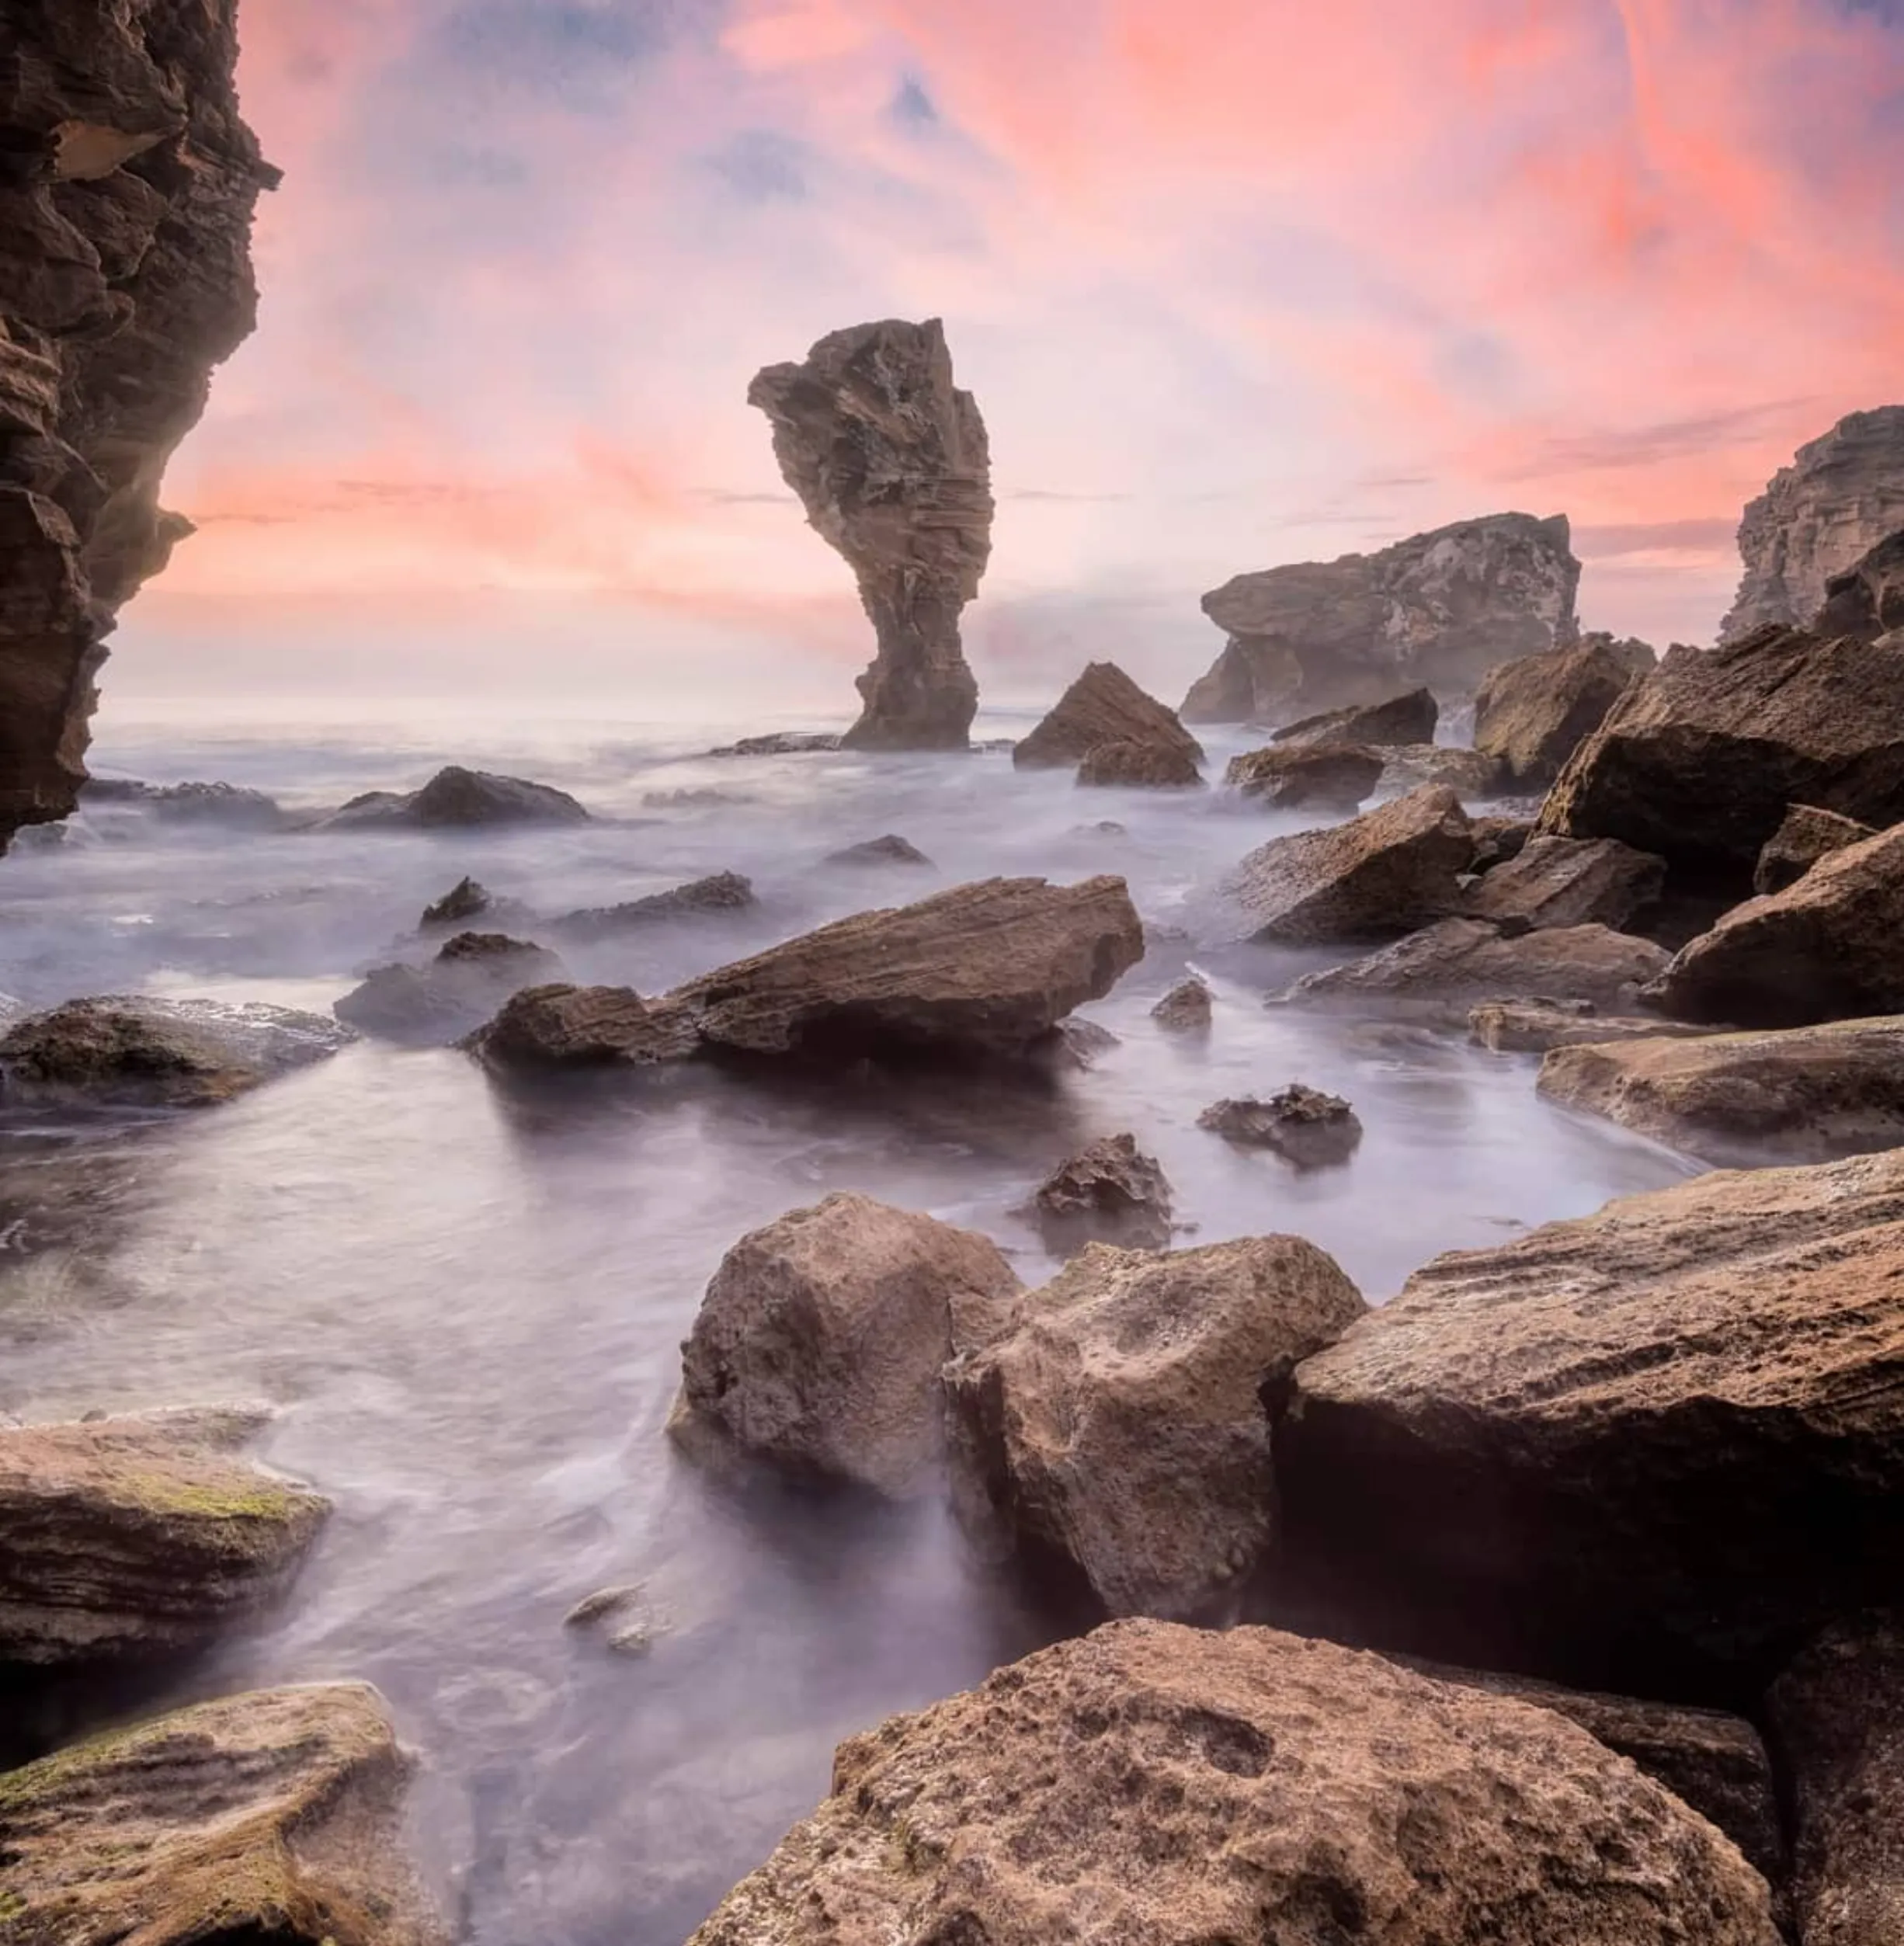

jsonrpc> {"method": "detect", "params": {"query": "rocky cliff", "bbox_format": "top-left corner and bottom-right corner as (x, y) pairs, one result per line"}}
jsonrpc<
(1722, 407), (1904, 641)
(1183, 513), (1579, 724)
(749, 319), (992, 751)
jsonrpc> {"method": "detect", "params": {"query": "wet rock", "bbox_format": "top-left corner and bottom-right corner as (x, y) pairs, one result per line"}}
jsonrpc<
(1028, 1134), (1174, 1254)
(1754, 804), (1874, 897)
(0, 996), (352, 1107)
(1211, 784), (1471, 943)
(562, 1581), (669, 1656)
(1150, 977), (1212, 1034)
(1043, 1017), (1121, 1071)
(314, 766), (590, 832)
(1466, 834), (1666, 932)
(1197, 1086), (1363, 1168)
(1284, 1147), (1904, 1687)
(0, 1408), (327, 1669)
(948, 1240), (1364, 1620)
(707, 731), (844, 757)
(749, 319), (991, 750)
(669, 1193), (1021, 1496)
(465, 983), (693, 1073)
(1378, 743), (1510, 797)
(563, 1583), (646, 1629)
(1470, 814), (1534, 870)
(685, 1619), (1781, 1946)
(1815, 526), (1904, 644)
(551, 871), (756, 942)
(1223, 741), (1382, 811)
(1469, 999), (1715, 1055)
(821, 834), (933, 868)
(1473, 638), (1642, 787)
(78, 778), (286, 829)
(335, 933), (567, 1044)
(0, 1682), (438, 1946)
(1538, 1017), (1904, 1165)
(419, 874), (492, 928)
(1014, 662), (1203, 774)
(1272, 686), (1440, 749)
(1075, 738), (1204, 788)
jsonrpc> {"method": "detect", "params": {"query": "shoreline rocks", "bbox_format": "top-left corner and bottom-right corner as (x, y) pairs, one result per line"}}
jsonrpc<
(820, 834), (932, 869)
(312, 766), (590, 832)
(1150, 976), (1212, 1034)
(551, 871), (756, 942)
(335, 933), (567, 1044)
(1197, 1086), (1363, 1167)
(1223, 741), (1382, 811)
(1470, 999), (1715, 1055)
(1027, 1134), (1173, 1254)
(1271, 686), (1438, 749)
(1014, 662), (1202, 777)
(1473, 638), (1642, 787)
(1465, 834), (1665, 933)
(1075, 738), (1202, 788)
(1754, 804), (1874, 897)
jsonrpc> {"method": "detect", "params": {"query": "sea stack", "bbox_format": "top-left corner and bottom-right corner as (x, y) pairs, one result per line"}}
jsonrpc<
(749, 319), (993, 750)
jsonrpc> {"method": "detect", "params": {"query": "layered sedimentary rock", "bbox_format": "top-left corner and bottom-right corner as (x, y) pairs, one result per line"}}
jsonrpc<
(1271, 686), (1439, 748)
(749, 319), (992, 749)
(1816, 527), (1904, 644)
(1224, 741), (1383, 811)
(1470, 999), (1716, 1055)
(1722, 406), (1904, 640)
(1182, 514), (1580, 723)
(0, 0), (277, 849)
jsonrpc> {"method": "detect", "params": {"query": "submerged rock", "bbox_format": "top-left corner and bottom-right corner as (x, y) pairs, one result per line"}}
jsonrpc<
(1075, 738), (1203, 788)
(749, 319), (992, 750)
(1465, 834), (1665, 933)
(419, 874), (492, 928)
(1223, 741), (1383, 811)
(1028, 1134), (1174, 1254)
(1753, 804), (1874, 897)
(1014, 662), (1203, 774)
(821, 834), (933, 869)
(707, 731), (844, 757)
(315, 766), (590, 831)
(948, 1239), (1364, 1621)
(1197, 1086), (1363, 1168)
(1472, 638), (1641, 787)
(685, 1620), (1780, 1946)
(78, 779), (286, 829)
(1150, 976), (1212, 1034)
(1469, 999), (1716, 1055)
(551, 871), (756, 942)
(335, 933), (567, 1044)
(1271, 686), (1439, 749)
(465, 984), (691, 1072)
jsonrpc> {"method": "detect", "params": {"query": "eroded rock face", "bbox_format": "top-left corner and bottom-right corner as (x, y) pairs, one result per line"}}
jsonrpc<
(1377, 743), (1509, 798)
(0, 2), (277, 850)
(686, 1620), (1781, 1946)
(1150, 976), (1211, 1034)
(749, 319), (992, 750)
(464, 983), (690, 1072)
(1754, 804), (1874, 896)
(1027, 1133), (1173, 1255)
(1470, 999), (1715, 1055)
(1014, 662), (1203, 774)
(1075, 738), (1202, 788)
(1465, 834), (1665, 933)
(1223, 741), (1383, 811)
(314, 766), (589, 832)
(1197, 1086), (1363, 1168)
(1722, 407), (1904, 640)
(78, 777), (284, 829)
(1473, 638), (1641, 787)
(1816, 527), (1904, 644)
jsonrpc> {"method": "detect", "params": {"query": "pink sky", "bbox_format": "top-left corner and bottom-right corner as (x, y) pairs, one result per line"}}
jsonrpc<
(125, 0), (1904, 710)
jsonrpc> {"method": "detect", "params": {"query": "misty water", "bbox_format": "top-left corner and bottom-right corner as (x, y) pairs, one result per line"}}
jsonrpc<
(0, 707), (1697, 1944)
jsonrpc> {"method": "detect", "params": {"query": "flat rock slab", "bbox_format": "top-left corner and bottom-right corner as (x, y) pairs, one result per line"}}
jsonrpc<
(1223, 741), (1382, 811)
(1466, 834), (1664, 933)
(1470, 999), (1717, 1054)
(1271, 686), (1439, 748)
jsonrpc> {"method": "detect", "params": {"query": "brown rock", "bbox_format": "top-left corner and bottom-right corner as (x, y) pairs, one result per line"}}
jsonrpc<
(822, 834), (933, 868)
(1272, 686), (1440, 748)
(1469, 999), (1716, 1054)
(1179, 632), (1303, 725)
(1466, 834), (1666, 932)
(335, 933), (566, 1043)
(315, 766), (589, 832)
(1014, 662), (1203, 773)
(1815, 527), (1904, 645)
(1075, 738), (1203, 788)
(1754, 804), (1874, 896)
(1470, 814), (1534, 870)
(1197, 1086), (1363, 1167)
(749, 320), (991, 750)
(1028, 1134), (1173, 1254)
(1378, 743), (1510, 797)
(551, 870), (756, 941)
(1150, 977), (1211, 1034)
(1473, 638), (1642, 787)
(668, 1193), (1020, 1496)
(708, 731), (843, 757)
(464, 983), (690, 1072)
(684, 1620), (1781, 1946)
(1223, 741), (1383, 811)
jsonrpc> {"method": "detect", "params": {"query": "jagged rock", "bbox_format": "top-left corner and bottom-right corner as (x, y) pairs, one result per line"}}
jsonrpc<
(1182, 514), (1581, 724)
(822, 834), (933, 868)
(551, 871), (756, 941)
(1043, 1017), (1121, 1072)
(1722, 406), (1904, 640)
(1210, 784), (1471, 943)
(1075, 738), (1203, 788)
(1197, 1086), (1363, 1167)
(1027, 1134), (1173, 1254)
(1465, 834), (1665, 932)
(685, 1620), (1781, 1946)
(0, 1408), (326, 1669)
(1755, 804), (1875, 896)
(0, 996), (351, 1107)
(1150, 977), (1211, 1034)
(1284, 1148), (1904, 1687)
(0, 1683), (438, 1946)
(1272, 686), (1439, 749)
(707, 731), (843, 757)
(1223, 742), (1382, 811)
(1767, 1617), (1904, 1946)
(465, 983), (692, 1072)
(749, 319), (991, 750)
(335, 933), (567, 1044)
(1469, 999), (1716, 1055)
(1576, 630), (1659, 676)
(1816, 527), (1904, 644)
(1014, 662), (1203, 774)
(0, 5), (277, 850)
(313, 766), (589, 831)
(419, 875), (492, 928)
(1473, 638), (1642, 787)
(1378, 743), (1510, 797)
(1470, 814), (1534, 870)
(1539, 625), (1904, 881)
(1538, 1018), (1904, 1165)
(947, 1241), (1364, 1621)
(78, 778), (285, 829)
(668, 1193), (1020, 1496)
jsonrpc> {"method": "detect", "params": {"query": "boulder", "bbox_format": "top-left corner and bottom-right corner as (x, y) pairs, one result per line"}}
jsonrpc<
(1470, 999), (1717, 1055)
(822, 834), (933, 868)
(0, 1408), (328, 1669)
(1272, 686), (1440, 748)
(1815, 526), (1904, 644)
(78, 779), (286, 829)
(1043, 1016), (1122, 1072)
(1014, 662), (1204, 773)
(708, 731), (844, 757)
(1075, 738), (1203, 788)
(1150, 976), (1211, 1034)
(335, 933), (567, 1044)
(465, 983), (692, 1072)
(1210, 784), (1471, 943)
(313, 765), (590, 831)
(1754, 804), (1874, 896)
(1197, 1086), (1363, 1167)
(1465, 834), (1666, 932)
(0, 996), (352, 1107)
(1283, 1148), (1904, 1687)
(668, 1193), (1020, 1496)
(684, 1620), (1781, 1946)
(1027, 1134), (1173, 1254)
(551, 871), (756, 942)
(0, 1683), (438, 1946)
(1576, 629), (1659, 676)
(749, 319), (992, 750)
(1470, 814), (1534, 870)
(1472, 638), (1642, 787)
(948, 1240), (1364, 1621)
(1378, 743), (1510, 798)
(419, 874), (492, 928)
(1223, 742), (1382, 811)
(1538, 1018), (1904, 1166)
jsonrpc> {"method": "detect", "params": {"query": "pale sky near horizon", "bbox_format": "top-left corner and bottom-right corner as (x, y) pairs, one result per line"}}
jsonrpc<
(112, 0), (1904, 716)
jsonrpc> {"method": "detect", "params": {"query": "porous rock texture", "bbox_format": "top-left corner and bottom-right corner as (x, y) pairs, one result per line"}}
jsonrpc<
(1464, 833), (1665, 933)
(0, 0), (277, 850)
(1472, 638), (1642, 787)
(465, 983), (690, 1072)
(684, 1620), (1781, 1946)
(1027, 1133), (1173, 1255)
(0, 1681), (439, 1946)
(1224, 741), (1384, 811)
(749, 319), (992, 750)
(1197, 1086), (1364, 1168)
(1013, 662), (1203, 774)
(1182, 513), (1580, 722)
(1075, 738), (1202, 788)
(1469, 999), (1715, 1055)
(1754, 804), (1874, 897)
(1150, 975), (1211, 1033)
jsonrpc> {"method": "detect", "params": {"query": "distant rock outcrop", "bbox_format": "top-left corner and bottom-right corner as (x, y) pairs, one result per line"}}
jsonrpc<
(749, 319), (992, 750)
(1182, 514), (1580, 723)
(1015, 662), (1204, 776)
(1722, 407), (1904, 640)
(314, 766), (589, 832)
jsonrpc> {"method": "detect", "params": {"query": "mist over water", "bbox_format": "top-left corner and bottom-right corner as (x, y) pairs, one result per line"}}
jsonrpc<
(0, 704), (1696, 1944)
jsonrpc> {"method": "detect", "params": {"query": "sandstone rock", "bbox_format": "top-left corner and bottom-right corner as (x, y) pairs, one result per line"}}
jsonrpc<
(948, 1241), (1364, 1621)
(1469, 999), (1716, 1055)
(1815, 526), (1904, 644)
(1027, 1134), (1173, 1254)
(684, 1620), (1781, 1946)
(464, 983), (691, 1073)
(1538, 1018), (1904, 1165)
(749, 320), (991, 750)
(0, 1682), (438, 1946)
(419, 875), (491, 928)
(1722, 406), (1904, 640)
(1272, 686), (1439, 748)
(1754, 804), (1874, 896)
(0, 1408), (327, 1669)
(1576, 629), (1659, 676)
(1223, 741), (1382, 811)
(335, 933), (567, 1044)
(822, 834), (933, 868)
(0, 996), (351, 1107)
(0, 5), (277, 850)
(1014, 662), (1203, 774)
(1075, 738), (1203, 788)
(1150, 977), (1212, 1034)
(1182, 514), (1580, 724)
(551, 871), (756, 941)
(1473, 638), (1642, 787)
(1466, 834), (1665, 932)
(78, 778), (285, 829)
(1470, 814), (1534, 870)
(708, 731), (844, 757)
(1284, 1148), (1904, 1686)
(669, 1193), (1020, 1496)
(314, 766), (589, 831)
(1211, 784), (1471, 943)
(1197, 1086), (1363, 1167)
(1378, 743), (1510, 797)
